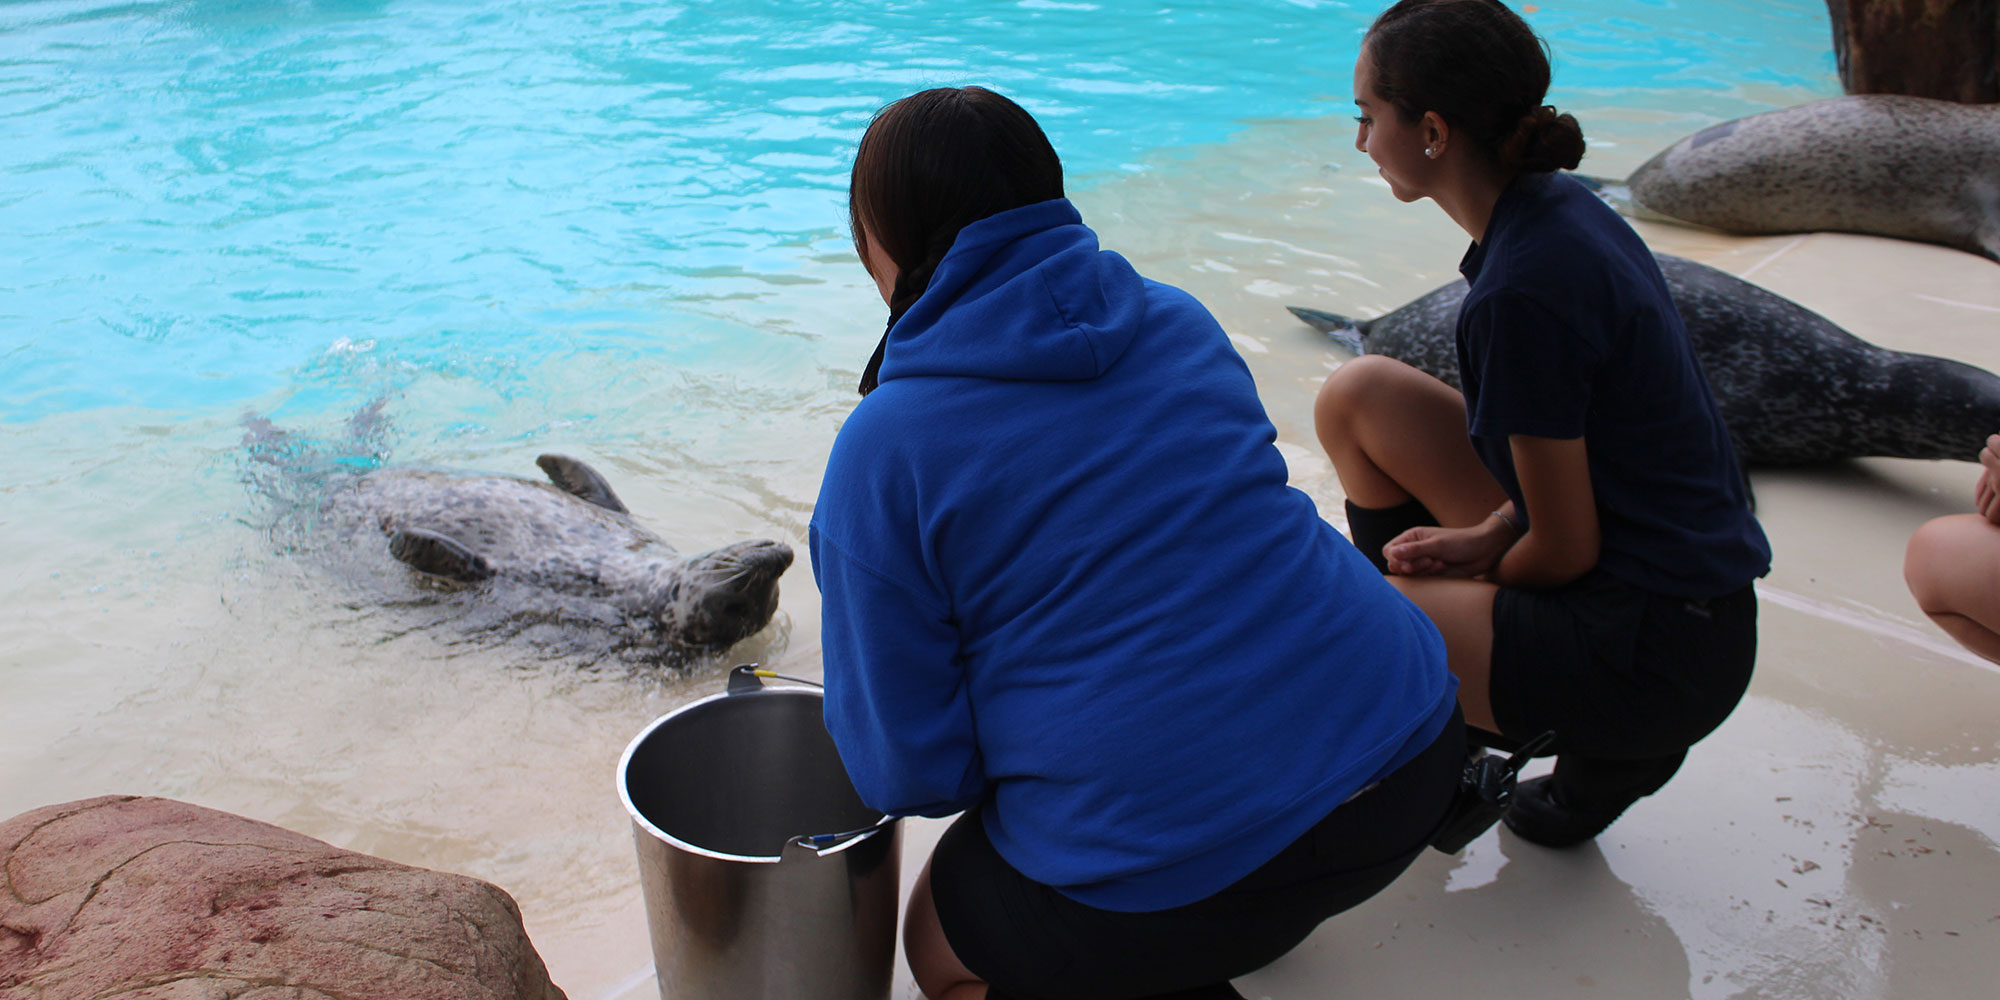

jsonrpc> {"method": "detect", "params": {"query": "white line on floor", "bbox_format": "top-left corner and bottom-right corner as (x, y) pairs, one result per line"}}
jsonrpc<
(1756, 582), (1999, 674)
(1735, 235), (1808, 280)
(1910, 292), (2000, 314)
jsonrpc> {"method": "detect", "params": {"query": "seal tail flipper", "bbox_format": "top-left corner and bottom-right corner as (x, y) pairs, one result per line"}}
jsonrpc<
(1286, 305), (1370, 354)
(388, 528), (494, 581)
(536, 454), (630, 513)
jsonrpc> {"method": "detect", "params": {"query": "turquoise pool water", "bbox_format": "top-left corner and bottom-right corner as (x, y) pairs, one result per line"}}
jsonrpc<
(3, 0), (1837, 425)
(0, 3), (1845, 993)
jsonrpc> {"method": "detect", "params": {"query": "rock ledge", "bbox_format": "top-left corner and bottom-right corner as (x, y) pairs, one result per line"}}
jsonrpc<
(0, 795), (568, 1000)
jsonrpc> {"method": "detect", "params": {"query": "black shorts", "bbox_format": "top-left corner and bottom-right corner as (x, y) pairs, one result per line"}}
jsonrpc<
(930, 709), (1465, 1000)
(1344, 497), (1759, 762)
(1488, 570), (1758, 761)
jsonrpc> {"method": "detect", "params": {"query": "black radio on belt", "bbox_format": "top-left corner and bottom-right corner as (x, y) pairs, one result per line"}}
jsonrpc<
(1430, 730), (1556, 854)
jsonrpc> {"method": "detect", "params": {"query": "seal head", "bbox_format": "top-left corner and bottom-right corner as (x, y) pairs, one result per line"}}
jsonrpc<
(1592, 96), (2000, 264)
(643, 538), (794, 651)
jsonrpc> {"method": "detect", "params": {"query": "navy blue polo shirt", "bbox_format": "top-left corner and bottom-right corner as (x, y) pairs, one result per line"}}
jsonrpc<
(1455, 171), (1770, 598)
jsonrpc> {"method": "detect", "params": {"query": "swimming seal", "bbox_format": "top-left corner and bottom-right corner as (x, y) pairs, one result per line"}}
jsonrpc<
(1289, 254), (2000, 466)
(344, 454), (793, 654)
(1581, 96), (2000, 263)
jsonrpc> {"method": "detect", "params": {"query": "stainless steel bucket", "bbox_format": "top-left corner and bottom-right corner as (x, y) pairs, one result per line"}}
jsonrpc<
(617, 668), (901, 1000)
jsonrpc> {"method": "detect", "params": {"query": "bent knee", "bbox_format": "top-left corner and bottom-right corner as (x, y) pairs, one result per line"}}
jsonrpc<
(1315, 354), (1422, 430)
(1905, 514), (1997, 612)
(1905, 519), (1950, 610)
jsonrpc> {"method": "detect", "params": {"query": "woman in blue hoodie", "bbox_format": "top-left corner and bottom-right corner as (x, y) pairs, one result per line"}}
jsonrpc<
(813, 86), (1464, 1000)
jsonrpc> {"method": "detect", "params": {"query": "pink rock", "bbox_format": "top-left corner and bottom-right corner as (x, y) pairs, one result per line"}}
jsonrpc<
(0, 795), (568, 1000)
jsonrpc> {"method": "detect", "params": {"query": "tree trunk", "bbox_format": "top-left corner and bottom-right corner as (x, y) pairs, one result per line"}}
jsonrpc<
(1825, 0), (2000, 102)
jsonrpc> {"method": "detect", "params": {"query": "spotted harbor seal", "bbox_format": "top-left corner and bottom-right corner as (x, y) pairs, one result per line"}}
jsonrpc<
(1288, 253), (2000, 466)
(1582, 96), (2000, 263)
(343, 454), (794, 654)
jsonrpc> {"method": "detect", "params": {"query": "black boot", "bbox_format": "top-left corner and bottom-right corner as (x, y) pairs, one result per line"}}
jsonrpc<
(1503, 750), (1686, 848)
(1501, 775), (1625, 848)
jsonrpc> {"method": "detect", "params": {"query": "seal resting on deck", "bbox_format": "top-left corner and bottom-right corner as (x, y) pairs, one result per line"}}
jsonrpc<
(1288, 253), (2000, 466)
(347, 454), (793, 654)
(1580, 95), (2000, 263)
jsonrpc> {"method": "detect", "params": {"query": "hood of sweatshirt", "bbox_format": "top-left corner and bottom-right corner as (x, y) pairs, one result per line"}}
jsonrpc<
(876, 198), (1145, 385)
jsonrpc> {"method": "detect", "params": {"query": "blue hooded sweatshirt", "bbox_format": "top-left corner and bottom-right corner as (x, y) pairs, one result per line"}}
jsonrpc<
(811, 199), (1456, 912)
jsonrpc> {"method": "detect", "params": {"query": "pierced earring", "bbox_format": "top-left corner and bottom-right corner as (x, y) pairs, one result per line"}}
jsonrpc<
(1425, 147), (1438, 158)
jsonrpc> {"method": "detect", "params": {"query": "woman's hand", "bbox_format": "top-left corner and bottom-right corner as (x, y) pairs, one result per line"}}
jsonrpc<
(1979, 433), (2000, 525)
(1384, 517), (1516, 578)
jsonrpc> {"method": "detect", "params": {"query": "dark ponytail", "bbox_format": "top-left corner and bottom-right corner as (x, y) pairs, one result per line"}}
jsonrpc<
(856, 227), (956, 396)
(1505, 104), (1586, 173)
(1366, 0), (1585, 173)
(849, 87), (1065, 395)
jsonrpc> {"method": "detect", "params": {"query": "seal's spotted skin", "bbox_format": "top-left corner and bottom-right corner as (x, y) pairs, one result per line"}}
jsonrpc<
(1289, 254), (2000, 466)
(339, 456), (793, 654)
(1601, 96), (2000, 263)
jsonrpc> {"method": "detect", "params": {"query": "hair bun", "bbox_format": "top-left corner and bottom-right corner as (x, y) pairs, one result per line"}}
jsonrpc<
(1511, 104), (1586, 172)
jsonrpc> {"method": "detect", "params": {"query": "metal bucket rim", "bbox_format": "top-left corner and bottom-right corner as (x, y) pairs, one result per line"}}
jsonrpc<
(616, 684), (894, 864)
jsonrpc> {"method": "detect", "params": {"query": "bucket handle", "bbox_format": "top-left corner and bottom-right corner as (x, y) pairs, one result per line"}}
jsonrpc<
(727, 663), (823, 695)
(784, 814), (896, 858)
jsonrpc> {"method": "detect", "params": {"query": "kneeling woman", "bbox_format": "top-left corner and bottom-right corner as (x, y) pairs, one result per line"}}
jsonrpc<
(1317, 0), (1771, 847)
(813, 87), (1462, 1000)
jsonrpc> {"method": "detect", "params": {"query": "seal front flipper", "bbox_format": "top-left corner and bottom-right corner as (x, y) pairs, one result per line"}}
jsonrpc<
(536, 454), (630, 513)
(1287, 305), (1370, 354)
(388, 528), (494, 581)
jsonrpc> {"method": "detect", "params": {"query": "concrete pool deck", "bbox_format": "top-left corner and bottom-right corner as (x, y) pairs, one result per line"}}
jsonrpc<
(590, 224), (2000, 1000)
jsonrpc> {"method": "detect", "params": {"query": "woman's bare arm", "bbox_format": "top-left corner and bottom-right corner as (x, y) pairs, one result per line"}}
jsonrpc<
(1491, 435), (1599, 588)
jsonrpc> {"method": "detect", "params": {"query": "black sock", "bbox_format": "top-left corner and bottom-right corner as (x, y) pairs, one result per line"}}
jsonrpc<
(1343, 497), (1437, 575)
